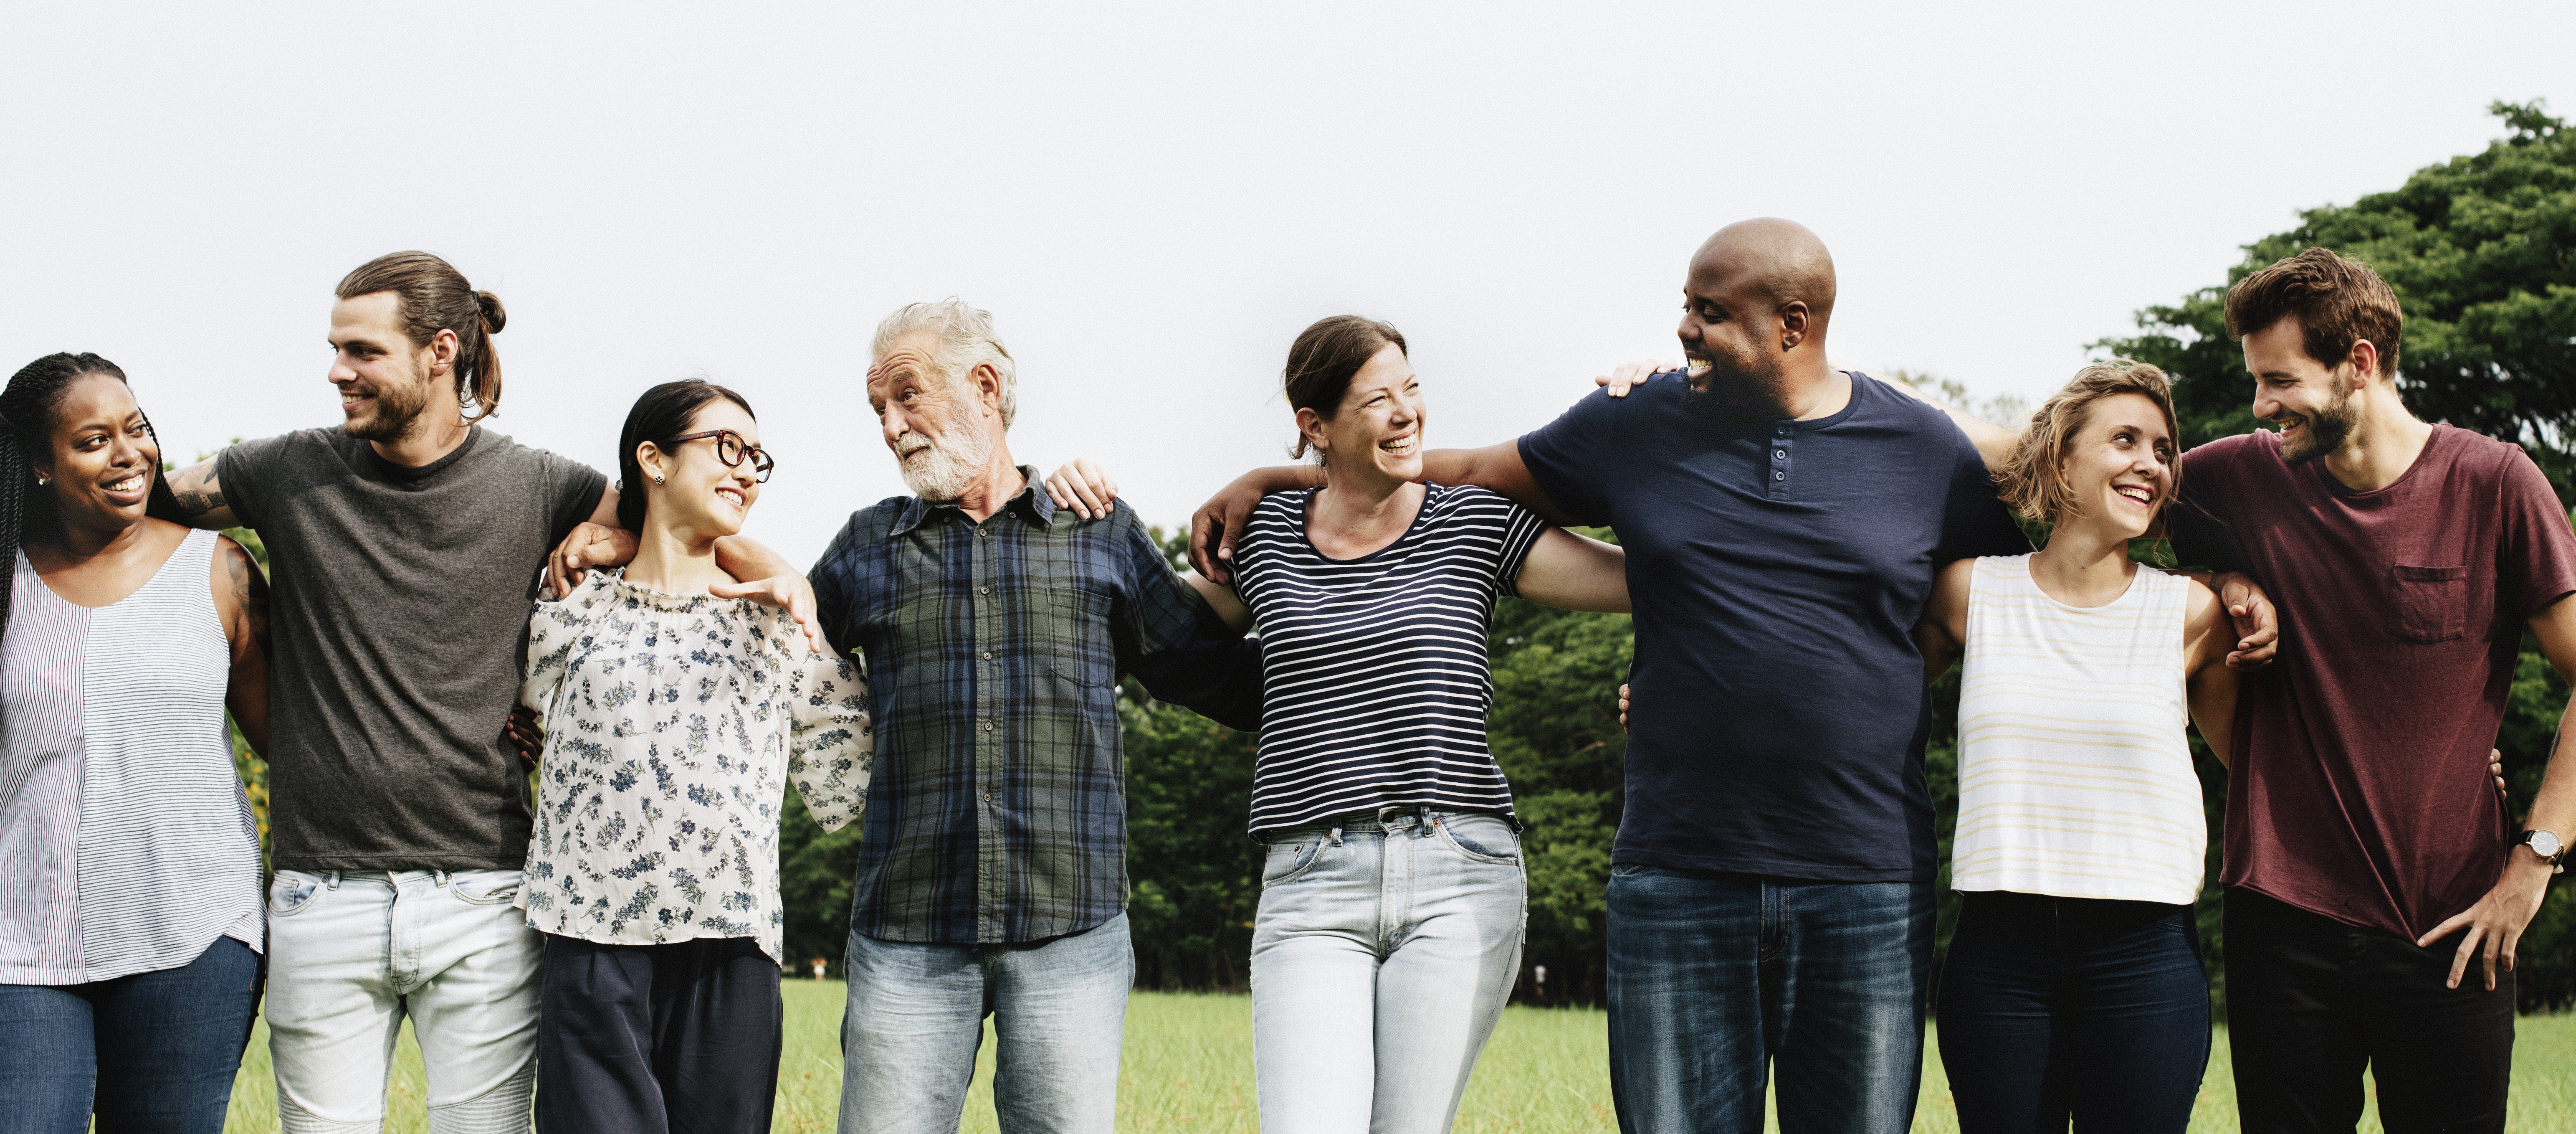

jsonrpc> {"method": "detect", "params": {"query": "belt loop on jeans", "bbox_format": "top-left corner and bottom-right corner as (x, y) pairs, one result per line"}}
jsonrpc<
(1377, 804), (1425, 832)
(1328, 825), (1344, 847)
(325, 871), (341, 889)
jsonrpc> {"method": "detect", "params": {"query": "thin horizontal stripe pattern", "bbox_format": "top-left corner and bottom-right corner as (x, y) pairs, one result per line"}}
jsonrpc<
(1951, 554), (2205, 905)
(1233, 484), (1544, 835)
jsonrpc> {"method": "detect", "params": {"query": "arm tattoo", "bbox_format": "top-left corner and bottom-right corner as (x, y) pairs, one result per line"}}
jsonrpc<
(171, 462), (225, 518)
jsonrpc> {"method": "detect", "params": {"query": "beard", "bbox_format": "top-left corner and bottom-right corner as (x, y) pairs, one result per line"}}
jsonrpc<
(894, 423), (994, 502)
(2279, 377), (2359, 464)
(1679, 344), (1786, 420)
(339, 369), (438, 443)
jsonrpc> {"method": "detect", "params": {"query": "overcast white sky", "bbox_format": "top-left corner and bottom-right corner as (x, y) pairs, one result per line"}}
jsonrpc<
(5, 3), (2570, 566)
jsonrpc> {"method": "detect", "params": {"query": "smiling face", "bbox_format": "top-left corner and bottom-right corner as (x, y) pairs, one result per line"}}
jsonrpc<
(1676, 255), (1784, 395)
(33, 372), (160, 534)
(2244, 316), (2364, 464)
(638, 398), (761, 543)
(328, 291), (446, 442)
(868, 328), (999, 502)
(1301, 342), (1424, 487)
(2054, 391), (2176, 540)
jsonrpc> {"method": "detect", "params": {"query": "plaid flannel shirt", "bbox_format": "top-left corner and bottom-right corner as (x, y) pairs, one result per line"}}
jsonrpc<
(810, 470), (1263, 944)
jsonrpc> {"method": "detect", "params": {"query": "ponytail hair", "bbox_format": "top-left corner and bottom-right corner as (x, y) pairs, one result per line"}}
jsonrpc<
(337, 251), (507, 421)
(0, 352), (185, 646)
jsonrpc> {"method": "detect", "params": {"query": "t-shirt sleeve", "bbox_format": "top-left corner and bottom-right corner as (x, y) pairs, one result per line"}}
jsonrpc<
(1933, 432), (2031, 562)
(1493, 500), (1549, 599)
(2168, 442), (2250, 574)
(1515, 390), (1625, 528)
(212, 432), (297, 530)
(536, 450), (611, 544)
(2495, 446), (2576, 617)
(785, 646), (873, 834)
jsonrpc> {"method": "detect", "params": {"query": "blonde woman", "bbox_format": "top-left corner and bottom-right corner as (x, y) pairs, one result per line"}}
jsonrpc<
(1909, 361), (2236, 1134)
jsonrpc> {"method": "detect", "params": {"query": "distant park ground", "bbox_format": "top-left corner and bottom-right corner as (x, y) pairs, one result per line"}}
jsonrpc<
(221, 984), (2576, 1133)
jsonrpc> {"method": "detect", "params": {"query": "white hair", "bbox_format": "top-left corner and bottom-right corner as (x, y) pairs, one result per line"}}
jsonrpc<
(870, 297), (1019, 429)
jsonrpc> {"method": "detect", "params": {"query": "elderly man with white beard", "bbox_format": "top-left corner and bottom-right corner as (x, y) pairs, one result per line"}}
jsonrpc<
(807, 299), (1264, 1134)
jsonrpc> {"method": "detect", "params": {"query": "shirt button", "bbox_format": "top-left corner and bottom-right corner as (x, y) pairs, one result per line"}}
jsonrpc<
(982, 792), (992, 802)
(1775, 426), (1788, 436)
(1773, 449), (1786, 459)
(983, 722), (994, 731)
(979, 586), (990, 595)
(1774, 470), (1786, 481)
(982, 651), (993, 660)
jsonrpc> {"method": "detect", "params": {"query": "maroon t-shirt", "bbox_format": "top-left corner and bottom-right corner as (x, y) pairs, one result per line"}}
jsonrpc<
(2171, 426), (2576, 940)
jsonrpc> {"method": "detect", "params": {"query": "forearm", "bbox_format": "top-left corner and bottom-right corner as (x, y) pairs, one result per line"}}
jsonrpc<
(2525, 695), (2576, 844)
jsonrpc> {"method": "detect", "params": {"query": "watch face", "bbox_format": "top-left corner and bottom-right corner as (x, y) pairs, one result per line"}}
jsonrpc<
(2534, 831), (2565, 858)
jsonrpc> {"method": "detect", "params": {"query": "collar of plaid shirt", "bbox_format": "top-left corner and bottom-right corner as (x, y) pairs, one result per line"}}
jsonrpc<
(813, 467), (1263, 944)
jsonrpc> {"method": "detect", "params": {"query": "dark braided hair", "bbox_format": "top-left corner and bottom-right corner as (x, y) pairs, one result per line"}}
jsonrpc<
(0, 353), (187, 644)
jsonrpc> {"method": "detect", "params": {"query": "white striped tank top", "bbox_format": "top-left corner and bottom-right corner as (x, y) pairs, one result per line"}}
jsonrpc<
(1951, 554), (2205, 906)
(1231, 484), (1545, 836)
(0, 530), (263, 984)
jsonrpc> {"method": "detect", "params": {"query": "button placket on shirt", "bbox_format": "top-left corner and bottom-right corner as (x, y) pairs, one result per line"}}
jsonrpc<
(970, 513), (1005, 941)
(1768, 424), (1793, 500)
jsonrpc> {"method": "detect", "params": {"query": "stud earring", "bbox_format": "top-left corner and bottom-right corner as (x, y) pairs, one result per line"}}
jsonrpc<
(35, 475), (48, 486)
(653, 474), (664, 485)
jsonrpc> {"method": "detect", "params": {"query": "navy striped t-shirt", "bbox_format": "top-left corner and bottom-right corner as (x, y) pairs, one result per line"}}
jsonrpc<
(1230, 483), (1546, 836)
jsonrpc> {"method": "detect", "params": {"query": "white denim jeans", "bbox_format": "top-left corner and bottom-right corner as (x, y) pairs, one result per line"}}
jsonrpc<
(265, 870), (543, 1134)
(1250, 809), (1526, 1134)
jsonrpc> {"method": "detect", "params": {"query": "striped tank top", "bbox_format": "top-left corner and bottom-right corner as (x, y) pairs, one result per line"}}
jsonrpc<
(0, 529), (263, 985)
(1951, 554), (2205, 906)
(1230, 484), (1545, 836)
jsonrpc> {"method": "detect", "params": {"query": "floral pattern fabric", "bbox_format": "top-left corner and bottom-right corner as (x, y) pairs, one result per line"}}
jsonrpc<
(516, 568), (869, 962)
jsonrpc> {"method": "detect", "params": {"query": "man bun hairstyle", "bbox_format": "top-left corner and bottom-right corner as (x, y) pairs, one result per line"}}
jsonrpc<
(870, 298), (1018, 429)
(615, 378), (756, 534)
(1282, 315), (1407, 460)
(336, 251), (509, 420)
(1994, 359), (2182, 527)
(2222, 247), (2403, 380)
(0, 353), (184, 644)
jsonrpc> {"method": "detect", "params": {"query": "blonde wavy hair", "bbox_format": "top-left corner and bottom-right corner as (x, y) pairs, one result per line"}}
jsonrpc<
(1994, 360), (2182, 527)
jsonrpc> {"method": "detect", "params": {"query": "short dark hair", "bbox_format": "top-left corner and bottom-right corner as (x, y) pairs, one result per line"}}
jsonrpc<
(2223, 247), (2402, 379)
(1281, 316), (1407, 460)
(337, 251), (509, 419)
(616, 379), (756, 533)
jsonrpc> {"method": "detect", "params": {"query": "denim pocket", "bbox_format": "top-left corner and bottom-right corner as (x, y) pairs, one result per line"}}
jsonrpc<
(1260, 840), (1325, 887)
(1435, 816), (1521, 865)
(446, 872), (523, 907)
(2389, 564), (2468, 643)
(268, 872), (321, 917)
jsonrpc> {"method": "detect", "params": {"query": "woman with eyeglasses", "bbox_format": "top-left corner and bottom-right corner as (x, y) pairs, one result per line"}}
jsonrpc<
(0, 353), (272, 1132)
(515, 378), (870, 1134)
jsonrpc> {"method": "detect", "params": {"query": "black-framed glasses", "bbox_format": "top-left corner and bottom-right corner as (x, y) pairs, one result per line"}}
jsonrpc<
(666, 429), (774, 482)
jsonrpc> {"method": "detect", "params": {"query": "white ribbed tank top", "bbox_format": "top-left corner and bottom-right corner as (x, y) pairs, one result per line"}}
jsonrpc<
(1951, 554), (2205, 906)
(0, 530), (262, 984)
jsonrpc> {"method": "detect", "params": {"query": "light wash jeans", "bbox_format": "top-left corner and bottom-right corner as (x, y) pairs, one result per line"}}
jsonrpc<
(265, 870), (543, 1134)
(1250, 808), (1527, 1134)
(838, 913), (1133, 1134)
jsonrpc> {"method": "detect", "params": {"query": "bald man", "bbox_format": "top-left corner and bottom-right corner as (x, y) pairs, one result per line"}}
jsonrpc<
(1187, 219), (2029, 1134)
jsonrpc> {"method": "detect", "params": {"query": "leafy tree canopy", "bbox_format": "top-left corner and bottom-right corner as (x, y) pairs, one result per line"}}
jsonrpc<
(2099, 101), (2576, 492)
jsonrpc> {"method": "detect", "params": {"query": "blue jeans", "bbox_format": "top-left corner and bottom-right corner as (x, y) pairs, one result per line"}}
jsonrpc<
(1935, 891), (2209, 1134)
(838, 913), (1133, 1134)
(0, 936), (263, 1134)
(1249, 809), (1526, 1134)
(1605, 868), (1932, 1134)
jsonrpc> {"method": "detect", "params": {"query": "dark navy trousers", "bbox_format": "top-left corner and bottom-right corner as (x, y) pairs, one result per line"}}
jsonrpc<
(534, 934), (784, 1134)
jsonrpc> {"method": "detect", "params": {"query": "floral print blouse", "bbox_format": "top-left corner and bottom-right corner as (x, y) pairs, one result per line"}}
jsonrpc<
(516, 568), (870, 962)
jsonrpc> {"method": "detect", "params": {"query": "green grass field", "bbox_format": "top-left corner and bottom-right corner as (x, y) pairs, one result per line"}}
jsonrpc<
(225, 985), (2576, 1132)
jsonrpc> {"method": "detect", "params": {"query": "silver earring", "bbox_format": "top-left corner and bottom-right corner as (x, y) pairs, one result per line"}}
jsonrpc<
(35, 475), (48, 486)
(653, 474), (664, 485)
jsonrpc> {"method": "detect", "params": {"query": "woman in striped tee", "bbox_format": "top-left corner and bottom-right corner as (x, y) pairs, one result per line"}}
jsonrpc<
(1173, 316), (1630, 1134)
(0, 353), (273, 1132)
(1911, 361), (2239, 1134)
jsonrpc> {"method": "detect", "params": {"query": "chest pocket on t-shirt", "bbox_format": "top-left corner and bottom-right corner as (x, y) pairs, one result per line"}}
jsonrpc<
(2390, 564), (2469, 643)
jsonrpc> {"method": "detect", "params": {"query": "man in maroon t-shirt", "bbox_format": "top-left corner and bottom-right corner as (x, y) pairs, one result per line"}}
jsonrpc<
(2157, 249), (2576, 1133)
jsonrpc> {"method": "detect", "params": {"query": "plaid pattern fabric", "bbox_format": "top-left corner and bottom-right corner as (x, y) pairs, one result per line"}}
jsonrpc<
(810, 470), (1263, 944)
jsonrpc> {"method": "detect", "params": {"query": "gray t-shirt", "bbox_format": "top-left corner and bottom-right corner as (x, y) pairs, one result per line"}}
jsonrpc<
(220, 426), (606, 871)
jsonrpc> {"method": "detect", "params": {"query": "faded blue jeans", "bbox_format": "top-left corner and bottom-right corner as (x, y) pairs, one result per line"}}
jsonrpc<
(1606, 868), (1933, 1134)
(837, 913), (1133, 1134)
(0, 936), (262, 1134)
(1250, 808), (1526, 1134)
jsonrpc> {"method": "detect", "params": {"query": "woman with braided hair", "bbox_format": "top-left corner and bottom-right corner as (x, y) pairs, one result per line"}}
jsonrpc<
(0, 353), (273, 1133)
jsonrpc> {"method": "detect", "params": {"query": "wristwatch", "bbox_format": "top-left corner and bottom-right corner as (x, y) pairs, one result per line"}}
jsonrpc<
(2519, 830), (2566, 873)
